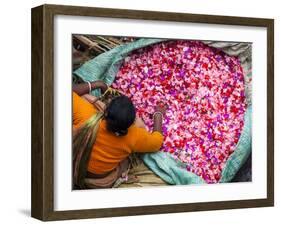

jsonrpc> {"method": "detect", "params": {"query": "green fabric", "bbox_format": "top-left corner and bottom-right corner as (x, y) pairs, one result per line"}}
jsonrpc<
(142, 152), (206, 185)
(74, 38), (164, 97)
(219, 106), (252, 182)
(73, 112), (104, 188)
(74, 38), (252, 185)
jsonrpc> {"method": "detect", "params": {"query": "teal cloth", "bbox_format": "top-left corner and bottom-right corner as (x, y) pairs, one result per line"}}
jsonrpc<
(74, 38), (252, 185)
(142, 152), (205, 185)
(74, 38), (164, 97)
(219, 106), (252, 182)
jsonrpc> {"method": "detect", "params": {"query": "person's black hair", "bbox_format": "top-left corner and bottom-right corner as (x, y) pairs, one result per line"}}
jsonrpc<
(104, 95), (136, 136)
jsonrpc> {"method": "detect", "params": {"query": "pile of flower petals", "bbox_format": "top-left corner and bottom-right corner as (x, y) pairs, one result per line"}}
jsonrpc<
(112, 40), (247, 183)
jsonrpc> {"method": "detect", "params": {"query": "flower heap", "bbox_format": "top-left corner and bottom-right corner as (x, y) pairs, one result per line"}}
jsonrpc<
(112, 40), (247, 183)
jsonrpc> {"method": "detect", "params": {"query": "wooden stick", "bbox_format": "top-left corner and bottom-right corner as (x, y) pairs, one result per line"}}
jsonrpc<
(73, 35), (106, 52)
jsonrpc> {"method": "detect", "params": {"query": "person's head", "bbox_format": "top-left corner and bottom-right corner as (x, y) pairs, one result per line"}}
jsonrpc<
(104, 95), (136, 136)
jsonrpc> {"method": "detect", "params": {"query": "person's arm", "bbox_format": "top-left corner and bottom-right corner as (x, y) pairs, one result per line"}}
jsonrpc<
(153, 104), (167, 134)
(73, 80), (108, 96)
(82, 94), (106, 112)
(133, 128), (164, 153)
(132, 103), (167, 153)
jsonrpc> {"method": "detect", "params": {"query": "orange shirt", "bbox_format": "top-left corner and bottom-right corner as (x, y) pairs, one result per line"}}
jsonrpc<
(73, 92), (164, 174)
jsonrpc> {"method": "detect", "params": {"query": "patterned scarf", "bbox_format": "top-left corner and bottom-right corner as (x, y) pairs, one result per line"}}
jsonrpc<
(73, 88), (121, 189)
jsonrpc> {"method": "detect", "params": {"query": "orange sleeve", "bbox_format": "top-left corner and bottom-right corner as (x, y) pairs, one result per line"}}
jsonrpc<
(132, 128), (164, 153)
(73, 92), (97, 128)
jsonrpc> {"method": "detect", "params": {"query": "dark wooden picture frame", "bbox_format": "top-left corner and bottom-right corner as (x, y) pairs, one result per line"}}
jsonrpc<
(31, 4), (274, 221)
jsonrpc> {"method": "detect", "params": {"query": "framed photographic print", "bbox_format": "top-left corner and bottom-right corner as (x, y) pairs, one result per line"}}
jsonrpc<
(31, 4), (274, 221)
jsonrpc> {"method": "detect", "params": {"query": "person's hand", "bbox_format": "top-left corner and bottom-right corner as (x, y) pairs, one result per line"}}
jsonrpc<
(154, 102), (168, 115)
(152, 102), (167, 134)
(82, 94), (106, 112)
(82, 94), (99, 103)
(91, 80), (108, 93)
